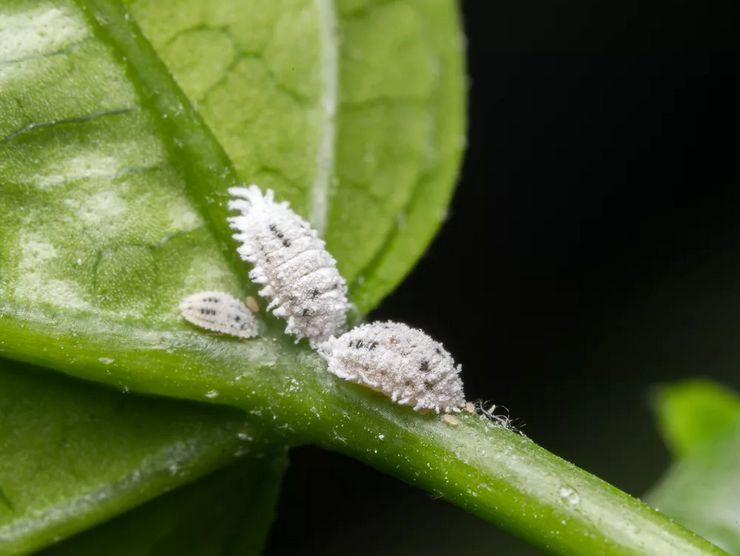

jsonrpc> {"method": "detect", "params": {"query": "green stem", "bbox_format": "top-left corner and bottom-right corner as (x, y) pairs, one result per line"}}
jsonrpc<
(0, 312), (725, 555)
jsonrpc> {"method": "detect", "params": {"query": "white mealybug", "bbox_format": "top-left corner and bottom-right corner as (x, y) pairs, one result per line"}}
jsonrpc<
(227, 185), (349, 344)
(180, 291), (259, 339)
(318, 321), (465, 413)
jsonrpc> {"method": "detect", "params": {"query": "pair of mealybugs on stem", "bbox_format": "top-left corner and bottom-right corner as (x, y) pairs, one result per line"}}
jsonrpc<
(180, 185), (465, 413)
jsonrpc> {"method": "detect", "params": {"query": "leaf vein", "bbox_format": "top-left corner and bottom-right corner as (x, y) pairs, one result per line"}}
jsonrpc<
(0, 107), (134, 145)
(308, 0), (339, 235)
(0, 39), (87, 67)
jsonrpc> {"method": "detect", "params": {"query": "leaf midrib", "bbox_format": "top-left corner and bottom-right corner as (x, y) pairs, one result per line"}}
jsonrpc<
(308, 0), (338, 235)
(73, 0), (252, 293)
(75, 0), (343, 298)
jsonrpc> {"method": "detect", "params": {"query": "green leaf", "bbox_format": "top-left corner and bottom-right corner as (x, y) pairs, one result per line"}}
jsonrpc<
(330, 0), (466, 312)
(0, 360), (263, 555)
(0, 0), (463, 549)
(653, 379), (740, 458)
(124, 0), (466, 313)
(1, 2), (285, 547)
(41, 457), (287, 556)
(648, 417), (740, 555)
(647, 380), (740, 554)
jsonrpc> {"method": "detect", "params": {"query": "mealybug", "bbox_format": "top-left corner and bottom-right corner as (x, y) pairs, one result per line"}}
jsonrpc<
(318, 321), (465, 413)
(228, 185), (349, 344)
(180, 291), (259, 339)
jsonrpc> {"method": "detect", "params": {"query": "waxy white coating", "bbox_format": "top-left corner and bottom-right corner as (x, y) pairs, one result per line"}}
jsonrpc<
(318, 321), (465, 413)
(180, 291), (259, 339)
(228, 185), (349, 344)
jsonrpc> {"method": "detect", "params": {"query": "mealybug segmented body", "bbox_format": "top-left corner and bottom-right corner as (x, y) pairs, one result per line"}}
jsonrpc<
(180, 291), (259, 339)
(228, 185), (349, 344)
(318, 321), (465, 413)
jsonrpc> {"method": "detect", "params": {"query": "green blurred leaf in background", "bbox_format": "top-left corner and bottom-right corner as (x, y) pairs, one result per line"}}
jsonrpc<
(649, 380), (740, 555)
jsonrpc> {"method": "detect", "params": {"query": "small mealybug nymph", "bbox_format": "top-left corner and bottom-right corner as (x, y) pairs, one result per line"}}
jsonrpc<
(180, 291), (259, 339)
(318, 321), (465, 413)
(228, 185), (349, 345)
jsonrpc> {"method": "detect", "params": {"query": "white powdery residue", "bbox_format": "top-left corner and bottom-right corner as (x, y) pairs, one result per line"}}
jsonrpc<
(0, 5), (88, 64)
(34, 153), (125, 189)
(32, 138), (164, 189)
(64, 189), (128, 227)
(165, 197), (204, 234)
(18, 233), (58, 266)
(15, 276), (89, 310)
(14, 231), (90, 309)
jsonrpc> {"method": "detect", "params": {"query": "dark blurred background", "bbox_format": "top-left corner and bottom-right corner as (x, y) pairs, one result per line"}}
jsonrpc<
(267, 1), (740, 553)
